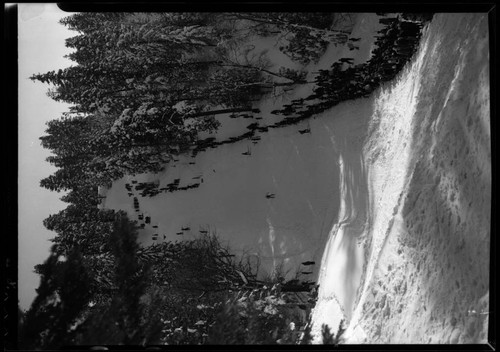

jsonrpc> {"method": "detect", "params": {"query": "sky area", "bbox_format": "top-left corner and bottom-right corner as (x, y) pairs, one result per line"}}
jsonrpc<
(18, 3), (74, 310)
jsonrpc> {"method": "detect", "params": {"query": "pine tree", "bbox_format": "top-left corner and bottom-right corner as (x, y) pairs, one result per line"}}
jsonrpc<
(43, 205), (117, 256)
(19, 247), (92, 349)
(73, 212), (163, 346)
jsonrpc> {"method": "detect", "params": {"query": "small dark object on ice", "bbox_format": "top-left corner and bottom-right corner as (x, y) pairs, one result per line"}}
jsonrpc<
(302, 261), (315, 266)
(302, 271), (313, 275)
(145, 216), (151, 224)
(181, 227), (190, 231)
(266, 192), (275, 199)
(242, 146), (252, 156)
(305, 94), (318, 101)
(176, 232), (183, 235)
(338, 57), (354, 64)
(246, 122), (259, 130)
(299, 128), (311, 134)
(152, 225), (158, 228)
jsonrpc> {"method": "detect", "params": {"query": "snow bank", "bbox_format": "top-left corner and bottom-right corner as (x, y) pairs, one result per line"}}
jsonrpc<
(312, 13), (490, 344)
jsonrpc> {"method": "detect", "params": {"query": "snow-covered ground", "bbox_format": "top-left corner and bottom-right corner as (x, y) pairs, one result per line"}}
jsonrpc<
(101, 13), (490, 343)
(311, 13), (490, 344)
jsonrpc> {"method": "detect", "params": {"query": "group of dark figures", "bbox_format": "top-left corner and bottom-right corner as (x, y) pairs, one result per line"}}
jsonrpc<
(126, 180), (195, 240)
(267, 16), (425, 125)
(128, 175), (276, 203)
(123, 16), (426, 219)
(162, 18), (425, 170)
(128, 186), (153, 230)
(312, 17), (424, 104)
(127, 181), (151, 228)
(190, 123), (269, 159)
(127, 178), (202, 198)
(281, 30), (330, 65)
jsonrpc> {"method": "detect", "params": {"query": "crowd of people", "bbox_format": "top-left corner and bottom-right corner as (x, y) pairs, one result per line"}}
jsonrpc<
(124, 17), (426, 208)
(270, 17), (425, 123)
(313, 19), (422, 102)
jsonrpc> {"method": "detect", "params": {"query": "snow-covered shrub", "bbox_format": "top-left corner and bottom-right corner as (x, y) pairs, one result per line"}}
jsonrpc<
(277, 67), (307, 83)
(207, 286), (343, 345)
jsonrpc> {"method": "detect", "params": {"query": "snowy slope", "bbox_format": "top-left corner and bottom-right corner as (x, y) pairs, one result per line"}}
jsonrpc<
(311, 13), (490, 344)
(100, 13), (490, 344)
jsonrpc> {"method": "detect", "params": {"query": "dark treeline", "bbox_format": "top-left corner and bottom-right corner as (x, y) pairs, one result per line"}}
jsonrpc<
(32, 12), (341, 193)
(21, 12), (431, 347)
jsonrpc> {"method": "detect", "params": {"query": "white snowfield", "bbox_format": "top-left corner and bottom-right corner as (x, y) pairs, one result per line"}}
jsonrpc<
(311, 13), (490, 344)
(101, 13), (490, 344)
